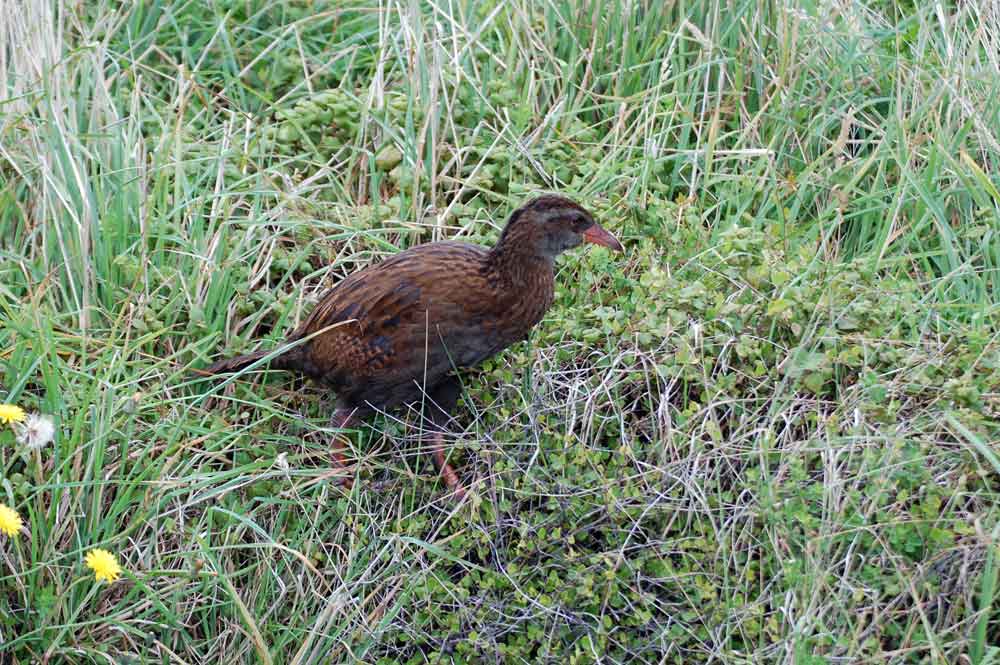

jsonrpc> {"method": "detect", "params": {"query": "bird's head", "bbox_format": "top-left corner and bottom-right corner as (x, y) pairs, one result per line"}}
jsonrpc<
(498, 194), (623, 260)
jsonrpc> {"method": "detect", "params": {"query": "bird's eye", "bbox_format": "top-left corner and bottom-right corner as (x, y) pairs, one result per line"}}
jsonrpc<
(571, 214), (591, 232)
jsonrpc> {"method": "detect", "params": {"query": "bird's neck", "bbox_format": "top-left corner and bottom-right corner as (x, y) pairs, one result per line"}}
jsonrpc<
(487, 239), (554, 290)
(486, 241), (556, 327)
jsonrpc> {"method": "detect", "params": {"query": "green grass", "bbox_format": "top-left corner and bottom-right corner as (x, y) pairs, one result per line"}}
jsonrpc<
(1, 0), (999, 662)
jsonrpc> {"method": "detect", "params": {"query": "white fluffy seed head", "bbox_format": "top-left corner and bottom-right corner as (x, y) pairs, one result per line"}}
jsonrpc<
(17, 413), (56, 450)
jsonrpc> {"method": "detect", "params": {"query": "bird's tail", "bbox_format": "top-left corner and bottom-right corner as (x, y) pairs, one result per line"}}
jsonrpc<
(195, 348), (293, 377)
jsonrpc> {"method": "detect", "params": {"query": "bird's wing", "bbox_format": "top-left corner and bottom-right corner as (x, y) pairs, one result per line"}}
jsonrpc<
(293, 242), (506, 391)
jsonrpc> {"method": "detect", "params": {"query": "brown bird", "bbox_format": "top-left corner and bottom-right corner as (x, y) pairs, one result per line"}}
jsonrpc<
(202, 194), (623, 496)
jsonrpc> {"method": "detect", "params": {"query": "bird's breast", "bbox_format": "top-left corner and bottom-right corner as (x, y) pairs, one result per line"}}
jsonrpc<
(489, 269), (555, 340)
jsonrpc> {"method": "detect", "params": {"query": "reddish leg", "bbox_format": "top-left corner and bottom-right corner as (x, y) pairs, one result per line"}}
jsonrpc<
(330, 407), (356, 488)
(429, 432), (466, 499)
(425, 377), (467, 499)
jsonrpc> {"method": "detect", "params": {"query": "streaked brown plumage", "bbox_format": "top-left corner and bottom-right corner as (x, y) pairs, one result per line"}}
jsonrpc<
(202, 194), (623, 496)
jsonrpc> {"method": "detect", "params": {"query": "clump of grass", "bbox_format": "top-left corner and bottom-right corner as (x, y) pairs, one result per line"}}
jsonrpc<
(1, 0), (999, 663)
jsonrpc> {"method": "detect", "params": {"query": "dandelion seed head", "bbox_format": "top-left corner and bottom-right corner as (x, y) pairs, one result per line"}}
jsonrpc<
(16, 413), (55, 450)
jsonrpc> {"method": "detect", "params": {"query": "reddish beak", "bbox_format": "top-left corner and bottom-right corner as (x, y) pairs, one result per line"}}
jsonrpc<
(582, 224), (624, 252)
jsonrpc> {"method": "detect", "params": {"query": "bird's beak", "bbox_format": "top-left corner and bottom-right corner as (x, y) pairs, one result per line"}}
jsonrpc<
(582, 224), (624, 252)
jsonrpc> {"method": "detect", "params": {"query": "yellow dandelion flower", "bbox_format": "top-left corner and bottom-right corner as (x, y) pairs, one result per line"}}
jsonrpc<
(85, 548), (122, 582)
(0, 503), (23, 537)
(0, 404), (26, 425)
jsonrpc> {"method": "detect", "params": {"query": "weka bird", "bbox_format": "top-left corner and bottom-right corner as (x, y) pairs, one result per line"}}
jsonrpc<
(202, 194), (623, 496)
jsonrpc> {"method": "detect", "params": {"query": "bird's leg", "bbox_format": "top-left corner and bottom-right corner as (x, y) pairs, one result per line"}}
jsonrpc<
(426, 376), (466, 498)
(330, 406), (356, 488)
(430, 432), (465, 499)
